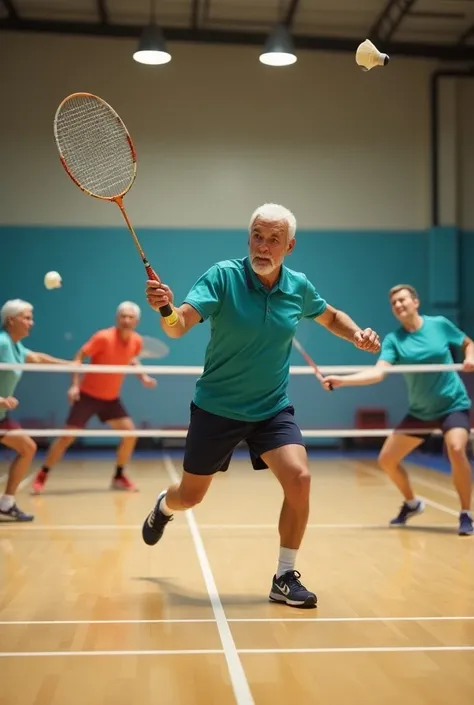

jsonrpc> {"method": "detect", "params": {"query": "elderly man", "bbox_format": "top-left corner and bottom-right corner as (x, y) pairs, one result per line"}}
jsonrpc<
(323, 284), (474, 537)
(141, 203), (380, 608)
(0, 299), (70, 521)
(32, 301), (157, 494)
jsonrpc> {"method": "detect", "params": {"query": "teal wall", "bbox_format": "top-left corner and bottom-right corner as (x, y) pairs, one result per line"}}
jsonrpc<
(0, 226), (430, 439)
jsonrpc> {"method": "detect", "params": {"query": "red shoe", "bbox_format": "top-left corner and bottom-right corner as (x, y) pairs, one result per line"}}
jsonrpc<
(110, 474), (139, 492)
(31, 470), (48, 494)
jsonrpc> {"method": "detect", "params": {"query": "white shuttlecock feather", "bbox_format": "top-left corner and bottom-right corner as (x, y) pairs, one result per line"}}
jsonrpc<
(356, 39), (390, 72)
(44, 271), (62, 290)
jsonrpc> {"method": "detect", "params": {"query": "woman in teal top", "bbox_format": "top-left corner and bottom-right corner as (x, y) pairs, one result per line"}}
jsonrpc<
(0, 299), (69, 522)
(323, 284), (474, 537)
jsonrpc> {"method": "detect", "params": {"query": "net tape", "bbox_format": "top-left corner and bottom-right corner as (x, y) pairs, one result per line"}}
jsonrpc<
(0, 362), (471, 437)
(0, 363), (469, 375)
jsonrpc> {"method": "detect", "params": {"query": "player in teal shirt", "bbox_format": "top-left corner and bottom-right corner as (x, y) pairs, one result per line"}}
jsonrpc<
(323, 284), (474, 536)
(141, 203), (381, 608)
(0, 299), (69, 522)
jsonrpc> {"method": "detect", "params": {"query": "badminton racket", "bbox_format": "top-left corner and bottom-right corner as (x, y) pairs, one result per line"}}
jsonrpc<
(53, 92), (178, 327)
(292, 337), (332, 390)
(140, 336), (170, 360)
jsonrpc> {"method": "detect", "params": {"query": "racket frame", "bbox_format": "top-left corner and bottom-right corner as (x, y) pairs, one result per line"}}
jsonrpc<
(53, 92), (178, 327)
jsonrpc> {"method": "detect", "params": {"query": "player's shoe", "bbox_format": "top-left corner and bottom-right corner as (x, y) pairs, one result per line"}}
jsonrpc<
(269, 570), (317, 608)
(111, 475), (139, 492)
(389, 500), (425, 526)
(0, 503), (34, 522)
(31, 469), (48, 494)
(142, 492), (173, 546)
(459, 512), (473, 536)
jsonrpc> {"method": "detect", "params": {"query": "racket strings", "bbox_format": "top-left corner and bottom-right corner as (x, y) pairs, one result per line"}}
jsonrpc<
(55, 95), (135, 198)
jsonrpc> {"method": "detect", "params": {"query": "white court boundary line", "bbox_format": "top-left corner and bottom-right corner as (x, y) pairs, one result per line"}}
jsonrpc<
(1, 645), (474, 658)
(1, 616), (474, 625)
(163, 454), (255, 705)
(0, 522), (456, 531)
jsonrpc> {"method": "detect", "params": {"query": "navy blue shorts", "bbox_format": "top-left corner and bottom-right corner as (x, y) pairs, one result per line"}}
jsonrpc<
(183, 402), (305, 475)
(395, 409), (471, 438)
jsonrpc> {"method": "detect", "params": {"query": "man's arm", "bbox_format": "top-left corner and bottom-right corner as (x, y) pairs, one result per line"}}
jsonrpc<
(70, 348), (87, 388)
(129, 357), (157, 386)
(315, 304), (380, 352)
(461, 336), (474, 370)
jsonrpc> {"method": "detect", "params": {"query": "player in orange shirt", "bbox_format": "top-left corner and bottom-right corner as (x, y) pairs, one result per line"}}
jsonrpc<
(31, 302), (157, 493)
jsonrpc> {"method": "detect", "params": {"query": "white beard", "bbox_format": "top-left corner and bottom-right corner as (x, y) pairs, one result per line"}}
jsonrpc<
(251, 257), (276, 276)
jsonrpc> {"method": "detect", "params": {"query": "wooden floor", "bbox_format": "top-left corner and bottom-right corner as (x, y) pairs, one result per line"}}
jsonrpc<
(0, 452), (473, 705)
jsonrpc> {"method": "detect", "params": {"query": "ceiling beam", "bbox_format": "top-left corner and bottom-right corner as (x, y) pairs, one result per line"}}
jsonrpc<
(368, 0), (417, 43)
(284, 0), (301, 29)
(2, 16), (474, 61)
(96, 0), (108, 25)
(1, 0), (18, 20)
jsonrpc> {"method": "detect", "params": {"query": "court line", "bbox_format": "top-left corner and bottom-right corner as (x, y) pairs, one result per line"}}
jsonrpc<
(0, 649), (224, 658)
(164, 454), (255, 705)
(238, 646), (474, 654)
(1, 645), (474, 657)
(418, 496), (459, 517)
(0, 522), (455, 531)
(1, 616), (473, 625)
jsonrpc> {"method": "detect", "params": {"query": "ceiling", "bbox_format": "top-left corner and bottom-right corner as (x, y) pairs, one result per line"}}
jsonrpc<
(2, 0), (474, 60)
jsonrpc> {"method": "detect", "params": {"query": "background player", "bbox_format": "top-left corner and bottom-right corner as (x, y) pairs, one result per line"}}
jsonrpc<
(0, 299), (70, 521)
(32, 301), (157, 494)
(323, 284), (474, 536)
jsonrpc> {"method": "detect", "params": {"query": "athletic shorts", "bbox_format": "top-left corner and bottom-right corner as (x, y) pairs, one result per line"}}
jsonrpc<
(0, 416), (22, 436)
(66, 392), (128, 428)
(183, 402), (305, 476)
(395, 409), (471, 439)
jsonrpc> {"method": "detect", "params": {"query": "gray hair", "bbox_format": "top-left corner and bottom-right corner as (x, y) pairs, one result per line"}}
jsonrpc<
(1, 299), (33, 328)
(249, 203), (297, 241)
(116, 301), (141, 319)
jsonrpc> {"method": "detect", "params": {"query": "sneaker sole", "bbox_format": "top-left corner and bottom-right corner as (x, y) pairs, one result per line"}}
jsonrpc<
(269, 591), (317, 608)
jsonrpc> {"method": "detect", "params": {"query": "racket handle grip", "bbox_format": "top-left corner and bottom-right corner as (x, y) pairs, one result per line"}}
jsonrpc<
(145, 264), (179, 327)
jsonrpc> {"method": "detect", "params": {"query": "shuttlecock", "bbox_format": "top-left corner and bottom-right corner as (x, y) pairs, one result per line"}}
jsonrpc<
(356, 39), (389, 72)
(44, 271), (62, 290)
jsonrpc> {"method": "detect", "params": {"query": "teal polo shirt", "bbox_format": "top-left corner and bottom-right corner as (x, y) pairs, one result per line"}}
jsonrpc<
(0, 330), (30, 421)
(379, 315), (471, 420)
(183, 257), (327, 421)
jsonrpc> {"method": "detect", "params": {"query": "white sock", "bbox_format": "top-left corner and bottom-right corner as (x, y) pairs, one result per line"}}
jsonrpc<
(406, 498), (420, 509)
(158, 491), (173, 517)
(276, 547), (298, 578)
(0, 494), (15, 511)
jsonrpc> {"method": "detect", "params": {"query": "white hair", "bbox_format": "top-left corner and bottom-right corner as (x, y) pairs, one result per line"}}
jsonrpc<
(249, 203), (297, 241)
(116, 301), (141, 319)
(1, 299), (33, 328)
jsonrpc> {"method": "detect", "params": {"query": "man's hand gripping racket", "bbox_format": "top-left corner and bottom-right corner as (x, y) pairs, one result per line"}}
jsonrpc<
(53, 92), (178, 327)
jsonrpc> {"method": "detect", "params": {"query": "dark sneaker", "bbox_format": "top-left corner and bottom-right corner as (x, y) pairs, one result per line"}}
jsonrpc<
(459, 512), (473, 536)
(0, 503), (34, 522)
(269, 570), (317, 608)
(142, 492), (173, 546)
(390, 500), (424, 526)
